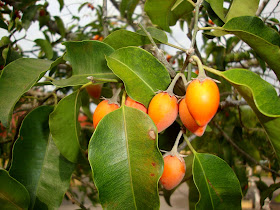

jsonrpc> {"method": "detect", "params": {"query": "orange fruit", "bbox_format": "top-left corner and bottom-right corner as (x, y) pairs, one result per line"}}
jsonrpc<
(148, 92), (178, 133)
(160, 154), (186, 190)
(93, 100), (119, 128)
(125, 96), (147, 113)
(86, 84), (102, 99)
(185, 78), (219, 126)
(179, 98), (206, 136)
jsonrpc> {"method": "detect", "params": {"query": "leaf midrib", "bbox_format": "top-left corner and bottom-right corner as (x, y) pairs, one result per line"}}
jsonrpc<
(107, 56), (155, 93)
(0, 191), (24, 210)
(122, 107), (137, 208)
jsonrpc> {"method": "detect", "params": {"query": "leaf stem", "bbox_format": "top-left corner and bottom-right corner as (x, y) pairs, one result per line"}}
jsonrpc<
(170, 130), (183, 154)
(179, 73), (189, 88)
(166, 73), (182, 95)
(198, 26), (223, 31)
(164, 42), (187, 52)
(138, 23), (157, 48)
(202, 65), (223, 76)
(109, 87), (122, 104)
(191, 55), (207, 79)
(183, 134), (197, 155)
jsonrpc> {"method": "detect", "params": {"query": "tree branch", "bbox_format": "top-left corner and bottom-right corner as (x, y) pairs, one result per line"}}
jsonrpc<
(65, 191), (88, 210)
(256, 0), (270, 16)
(213, 121), (280, 177)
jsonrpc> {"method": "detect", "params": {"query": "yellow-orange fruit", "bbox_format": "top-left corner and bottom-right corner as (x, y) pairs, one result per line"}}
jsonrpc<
(160, 155), (186, 190)
(93, 100), (119, 128)
(125, 96), (147, 113)
(148, 92), (178, 133)
(179, 98), (206, 137)
(86, 84), (102, 99)
(185, 78), (220, 126)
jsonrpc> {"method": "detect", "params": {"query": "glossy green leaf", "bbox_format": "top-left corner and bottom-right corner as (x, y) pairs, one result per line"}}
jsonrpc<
(223, 69), (280, 117)
(106, 47), (171, 107)
(0, 169), (30, 210)
(35, 39), (54, 60)
(120, 0), (139, 22)
(49, 90), (82, 163)
(104, 28), (167, 50)
(56, 41), (117, 86)
(209, 16), (280, 80)
(193, 153), (242, 209)
(144, 0), (177, 32)
(0, 58), (52, 127)
(169, 0), (194, 26)
(88, 106), (163, 209)
(210, 68), (280, 160)
(9, 106), (75, 209)
(205, 0), (225, 22)
(225, 0), (259, 22)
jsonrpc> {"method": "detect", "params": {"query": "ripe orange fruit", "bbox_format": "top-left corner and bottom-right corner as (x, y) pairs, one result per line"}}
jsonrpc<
(125, 96), (147, 113)
(93, 35), (100, 40)
(185, 78), (219, 126)
(148, 92), (178, 133)
(166, 55), (175, 64)
(208, 19), (214, 25)
(179, 98), (206, 136)
(86, 84), (102, 99)
(160, 154), (186, 190)
(93, 100), (120, 128)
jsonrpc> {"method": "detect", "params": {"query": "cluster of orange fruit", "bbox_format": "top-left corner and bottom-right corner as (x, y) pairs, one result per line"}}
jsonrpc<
(86, 73), (220, 190)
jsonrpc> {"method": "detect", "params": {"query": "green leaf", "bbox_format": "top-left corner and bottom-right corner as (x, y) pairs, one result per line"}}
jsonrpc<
(49, 90), (82, 163)
(0, 19), (8, 30)
(210, 68), (280, 160)
(169, 0), (194, 26)
(106, 47), (171, 107)
(9, 106), (75, 209)
(0, 58), (52, 127)
(144, 0), (177, 32)
(205, 0), (226, 22)
(54, 16), (65, 37)
(260, 182), (280, 206)
(35, 39), (54, 60)
(88, 106), (163, 209)
(193, 153), (242, 209)
(120, 0), (140, 22)
(104, 28), (167, 50)
(22, 5), (41, 30)
(225, 0), (259, 22)
(57, 41), (117, 86)
(220, 68), (280, 118)
(58, 0), (64, 11)
(0, 169), (30, 210)
(187, 177), (200, 210)
(209, 16), (280, 80)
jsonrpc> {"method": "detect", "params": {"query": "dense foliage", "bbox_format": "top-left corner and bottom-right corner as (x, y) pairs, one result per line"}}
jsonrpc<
(0, 0), (280, 209)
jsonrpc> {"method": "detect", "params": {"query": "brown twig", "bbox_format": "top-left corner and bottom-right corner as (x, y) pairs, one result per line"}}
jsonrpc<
(65, 191), (88, 210)
(213, 121), (280, 177)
